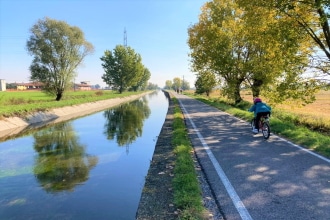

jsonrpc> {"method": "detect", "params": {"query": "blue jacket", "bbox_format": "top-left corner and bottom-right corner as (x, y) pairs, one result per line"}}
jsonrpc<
(249, 102), (271, 117)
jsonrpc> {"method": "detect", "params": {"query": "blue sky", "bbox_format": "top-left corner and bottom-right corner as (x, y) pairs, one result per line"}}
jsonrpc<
(0, 0), (206, 88)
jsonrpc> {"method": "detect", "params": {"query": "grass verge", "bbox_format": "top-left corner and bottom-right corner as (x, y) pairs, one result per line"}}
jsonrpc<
(187, 94), (330, 158)
(0, 90), (145, 118)
(171, 97), (209, 220)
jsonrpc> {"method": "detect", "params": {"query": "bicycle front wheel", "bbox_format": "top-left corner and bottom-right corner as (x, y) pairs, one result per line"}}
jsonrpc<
(261, 122), (270, 139)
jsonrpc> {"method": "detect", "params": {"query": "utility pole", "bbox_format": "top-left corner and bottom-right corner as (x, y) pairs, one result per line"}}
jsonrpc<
(124, 28), (127, 47)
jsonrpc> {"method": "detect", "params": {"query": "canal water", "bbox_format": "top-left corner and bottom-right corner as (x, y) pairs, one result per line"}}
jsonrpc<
(0, 90), (168, 220)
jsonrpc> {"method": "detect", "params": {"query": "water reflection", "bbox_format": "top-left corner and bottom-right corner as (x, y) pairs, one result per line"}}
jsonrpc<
(33, 122), (98, 193)
(103, 97), (151, 147)
(0, 91), (168, 220)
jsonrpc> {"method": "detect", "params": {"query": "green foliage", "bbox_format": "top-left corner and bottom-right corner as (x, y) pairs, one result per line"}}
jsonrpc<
(172, 77), (182, 90)
(26, 17), (94, 101)
(101, 45), (147, 93)
(33, 122), (98, 192)
(147, 82), (158, 90)
(272, 0), (330, 69)
(195, 71), (217, 96)
(103, 97), (151, 146)
(164, 78), (190, 91)
(130, 67), (151, 91)
(164, 80), (173, 90)
(188, 0), (317, 105)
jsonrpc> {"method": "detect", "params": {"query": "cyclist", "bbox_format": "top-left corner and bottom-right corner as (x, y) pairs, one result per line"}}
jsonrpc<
(249, 97), (271, 134)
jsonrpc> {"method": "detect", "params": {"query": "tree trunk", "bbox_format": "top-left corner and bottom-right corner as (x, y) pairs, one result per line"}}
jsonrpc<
(233, 81), (243, 104)
(251, 78), (263, 98)
(233, 87), (242, 104)
(56, 93), (62, 101)
(252, 87), (261, 98)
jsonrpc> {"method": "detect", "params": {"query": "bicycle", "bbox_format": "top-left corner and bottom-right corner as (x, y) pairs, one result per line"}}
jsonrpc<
(250, 114), (271, 139)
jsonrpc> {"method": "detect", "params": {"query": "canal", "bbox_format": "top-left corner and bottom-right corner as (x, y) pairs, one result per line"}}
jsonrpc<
(0, 90), (169, 220)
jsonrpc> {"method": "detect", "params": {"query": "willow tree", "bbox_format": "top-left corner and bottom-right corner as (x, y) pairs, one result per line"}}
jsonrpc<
(26, 17), (94, 101)
(237, 0), (319, 105)
(189, 0), (315, 104)
(188, 0), (247, 103)
(240, 2), (314, 99)
(101, 45), (144, 93)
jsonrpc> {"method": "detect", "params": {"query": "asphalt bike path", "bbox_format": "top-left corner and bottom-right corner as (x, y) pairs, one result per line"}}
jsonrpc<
(173, 93), (330, 220)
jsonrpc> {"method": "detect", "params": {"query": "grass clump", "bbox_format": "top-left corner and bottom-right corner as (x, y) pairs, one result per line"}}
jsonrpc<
(171, 98), (209, 220)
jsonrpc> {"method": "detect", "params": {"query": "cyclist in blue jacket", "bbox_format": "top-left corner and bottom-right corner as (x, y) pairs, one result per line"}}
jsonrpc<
(249, 97), (271, 134)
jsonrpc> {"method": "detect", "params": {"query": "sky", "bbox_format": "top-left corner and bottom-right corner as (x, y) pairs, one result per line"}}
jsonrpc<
(0, 0), (207, 88)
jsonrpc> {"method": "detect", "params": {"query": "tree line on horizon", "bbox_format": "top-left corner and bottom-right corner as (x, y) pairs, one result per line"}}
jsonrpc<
(188, 0), (330, 105)
(26, 17), (156, 101)
(164, 77), (191, 91)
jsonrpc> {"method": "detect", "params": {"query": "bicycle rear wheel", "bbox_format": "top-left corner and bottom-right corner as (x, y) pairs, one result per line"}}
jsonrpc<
(250, 118), (255, 130)
(261, 122), (270, 139)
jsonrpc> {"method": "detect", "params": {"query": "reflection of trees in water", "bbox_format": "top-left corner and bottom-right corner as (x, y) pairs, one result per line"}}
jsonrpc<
(33, 122), (98, 193)
(147, 90), (158, 99)
(103, 97), (151, 147)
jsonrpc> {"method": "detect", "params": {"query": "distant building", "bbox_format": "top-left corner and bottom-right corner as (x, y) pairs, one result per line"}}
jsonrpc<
(15, 82), (43, 90)
(74, 82), (92, 91)
(0, 79), (6, 91)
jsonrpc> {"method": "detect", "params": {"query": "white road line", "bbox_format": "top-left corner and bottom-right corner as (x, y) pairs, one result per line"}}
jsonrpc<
(178, 99), (253, 220)
(276, 136), (330, 164)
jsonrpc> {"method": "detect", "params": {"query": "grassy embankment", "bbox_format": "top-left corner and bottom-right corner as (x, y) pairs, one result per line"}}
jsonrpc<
(184, 90), (330, 158)
(0, 90), (145, 119)
(171, 97), (209, 220)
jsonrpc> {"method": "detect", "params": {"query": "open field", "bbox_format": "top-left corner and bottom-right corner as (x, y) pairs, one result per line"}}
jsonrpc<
(0, 90), (146, 118)
(241, 90), (330, 121)
(241, 90), (330, 133)
(195, 89), (330, 133)
(187, 89), (330, 123)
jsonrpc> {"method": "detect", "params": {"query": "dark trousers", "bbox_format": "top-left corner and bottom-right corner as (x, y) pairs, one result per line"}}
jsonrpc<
(255, 112), (270, 129)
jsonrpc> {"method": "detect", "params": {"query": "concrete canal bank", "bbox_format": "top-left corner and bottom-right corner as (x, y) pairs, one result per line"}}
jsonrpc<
(0, 91), (153, 139)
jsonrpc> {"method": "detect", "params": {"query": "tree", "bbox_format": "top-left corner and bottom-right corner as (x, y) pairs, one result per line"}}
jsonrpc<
(188, 0), (315, 104)
(271, 0), (330, 76)
(147, 82), (158, 90)
(237, 0), (320, 104)
(188, 0), (250, 103)
(130, 67), (151, 91)
(26, 17), (94, 101)
(164, 80), (173, 89)
(182, 80), (190, 90)
(195, 71), (217, 96)
(172, 77), (182, 91)
(101, 45), (144, 93)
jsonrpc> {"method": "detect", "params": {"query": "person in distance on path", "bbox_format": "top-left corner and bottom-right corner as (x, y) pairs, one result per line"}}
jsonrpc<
(248, 97), (272, 134)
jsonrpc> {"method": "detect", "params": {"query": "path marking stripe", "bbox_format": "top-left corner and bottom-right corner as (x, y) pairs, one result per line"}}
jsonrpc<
(179, 100), (253, 220)
(276, 136), (330, 164)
